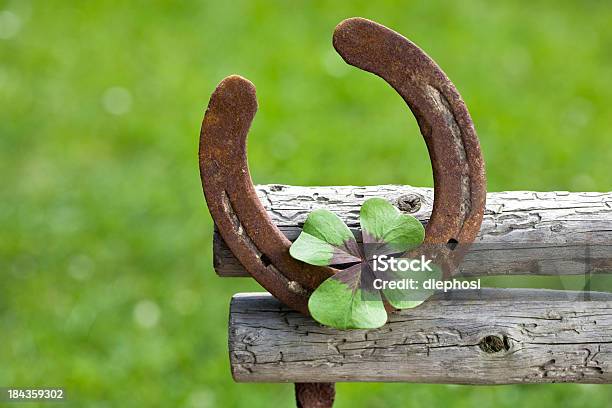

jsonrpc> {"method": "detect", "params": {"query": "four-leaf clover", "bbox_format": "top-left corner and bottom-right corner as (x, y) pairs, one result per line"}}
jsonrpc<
(289, 198), (440, 330)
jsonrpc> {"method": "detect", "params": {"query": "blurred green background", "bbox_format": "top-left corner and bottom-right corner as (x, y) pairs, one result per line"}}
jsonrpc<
(1, 0), (611, 407)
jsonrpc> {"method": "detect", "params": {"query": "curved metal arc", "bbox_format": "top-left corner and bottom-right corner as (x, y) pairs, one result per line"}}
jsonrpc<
(333, 17), (486, 244)
(200, 75), (334, 315)
(200, 18), (486, 314)
(333, 18), (486, 274)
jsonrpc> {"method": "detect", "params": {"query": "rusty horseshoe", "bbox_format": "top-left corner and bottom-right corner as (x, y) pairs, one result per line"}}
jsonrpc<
(199, 17), (486, 315)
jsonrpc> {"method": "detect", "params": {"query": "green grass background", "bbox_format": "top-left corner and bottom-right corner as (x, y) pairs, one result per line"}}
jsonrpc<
(1, 0), (611, 407)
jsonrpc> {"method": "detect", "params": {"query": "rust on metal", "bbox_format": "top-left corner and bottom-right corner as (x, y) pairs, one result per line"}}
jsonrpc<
(200, 16), (486, 408)
(295, 383), (335, 408)
(333, 18), (486, 276)
(199, 75), (333, 315)
(199, 16), (486, 312)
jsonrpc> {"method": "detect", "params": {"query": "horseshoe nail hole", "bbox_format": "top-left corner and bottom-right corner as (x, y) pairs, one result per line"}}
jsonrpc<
(447, 238), (459, 251)
(260, 254), (272, 267)
(478, 335), (510, 353)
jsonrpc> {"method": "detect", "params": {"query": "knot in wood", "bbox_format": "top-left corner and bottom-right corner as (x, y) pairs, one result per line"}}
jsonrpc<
(478, 335), (510, 353)
(396, 194), (422, 213)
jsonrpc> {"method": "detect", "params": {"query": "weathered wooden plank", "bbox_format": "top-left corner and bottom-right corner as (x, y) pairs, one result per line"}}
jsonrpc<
(229, 290), (612, 384)
(214, 185), (612, 277)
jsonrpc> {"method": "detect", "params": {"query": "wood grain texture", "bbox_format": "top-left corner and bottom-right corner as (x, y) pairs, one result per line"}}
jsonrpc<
(229, 290), (612, 384)
(214, 185), (612, 277)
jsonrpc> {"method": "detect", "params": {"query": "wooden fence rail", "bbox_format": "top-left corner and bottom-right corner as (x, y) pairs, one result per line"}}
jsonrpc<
(214, 185), (612, 277)
(219, 185), (612, 384)
(229, 290), (612, 384)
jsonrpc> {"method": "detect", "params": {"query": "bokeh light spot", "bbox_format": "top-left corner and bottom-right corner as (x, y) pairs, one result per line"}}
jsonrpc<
(0, 10), (21, 39)
(133, 299), (160, 328)
(101, 86), (133, 115)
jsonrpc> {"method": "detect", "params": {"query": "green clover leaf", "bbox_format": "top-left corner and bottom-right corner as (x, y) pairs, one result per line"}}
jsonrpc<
(290, 198), (440, 330)
(308, 263), (387, 329)
(360, 197), (425, 259)
(374, 263), (442, 310)
(289, 209), (362, 266)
